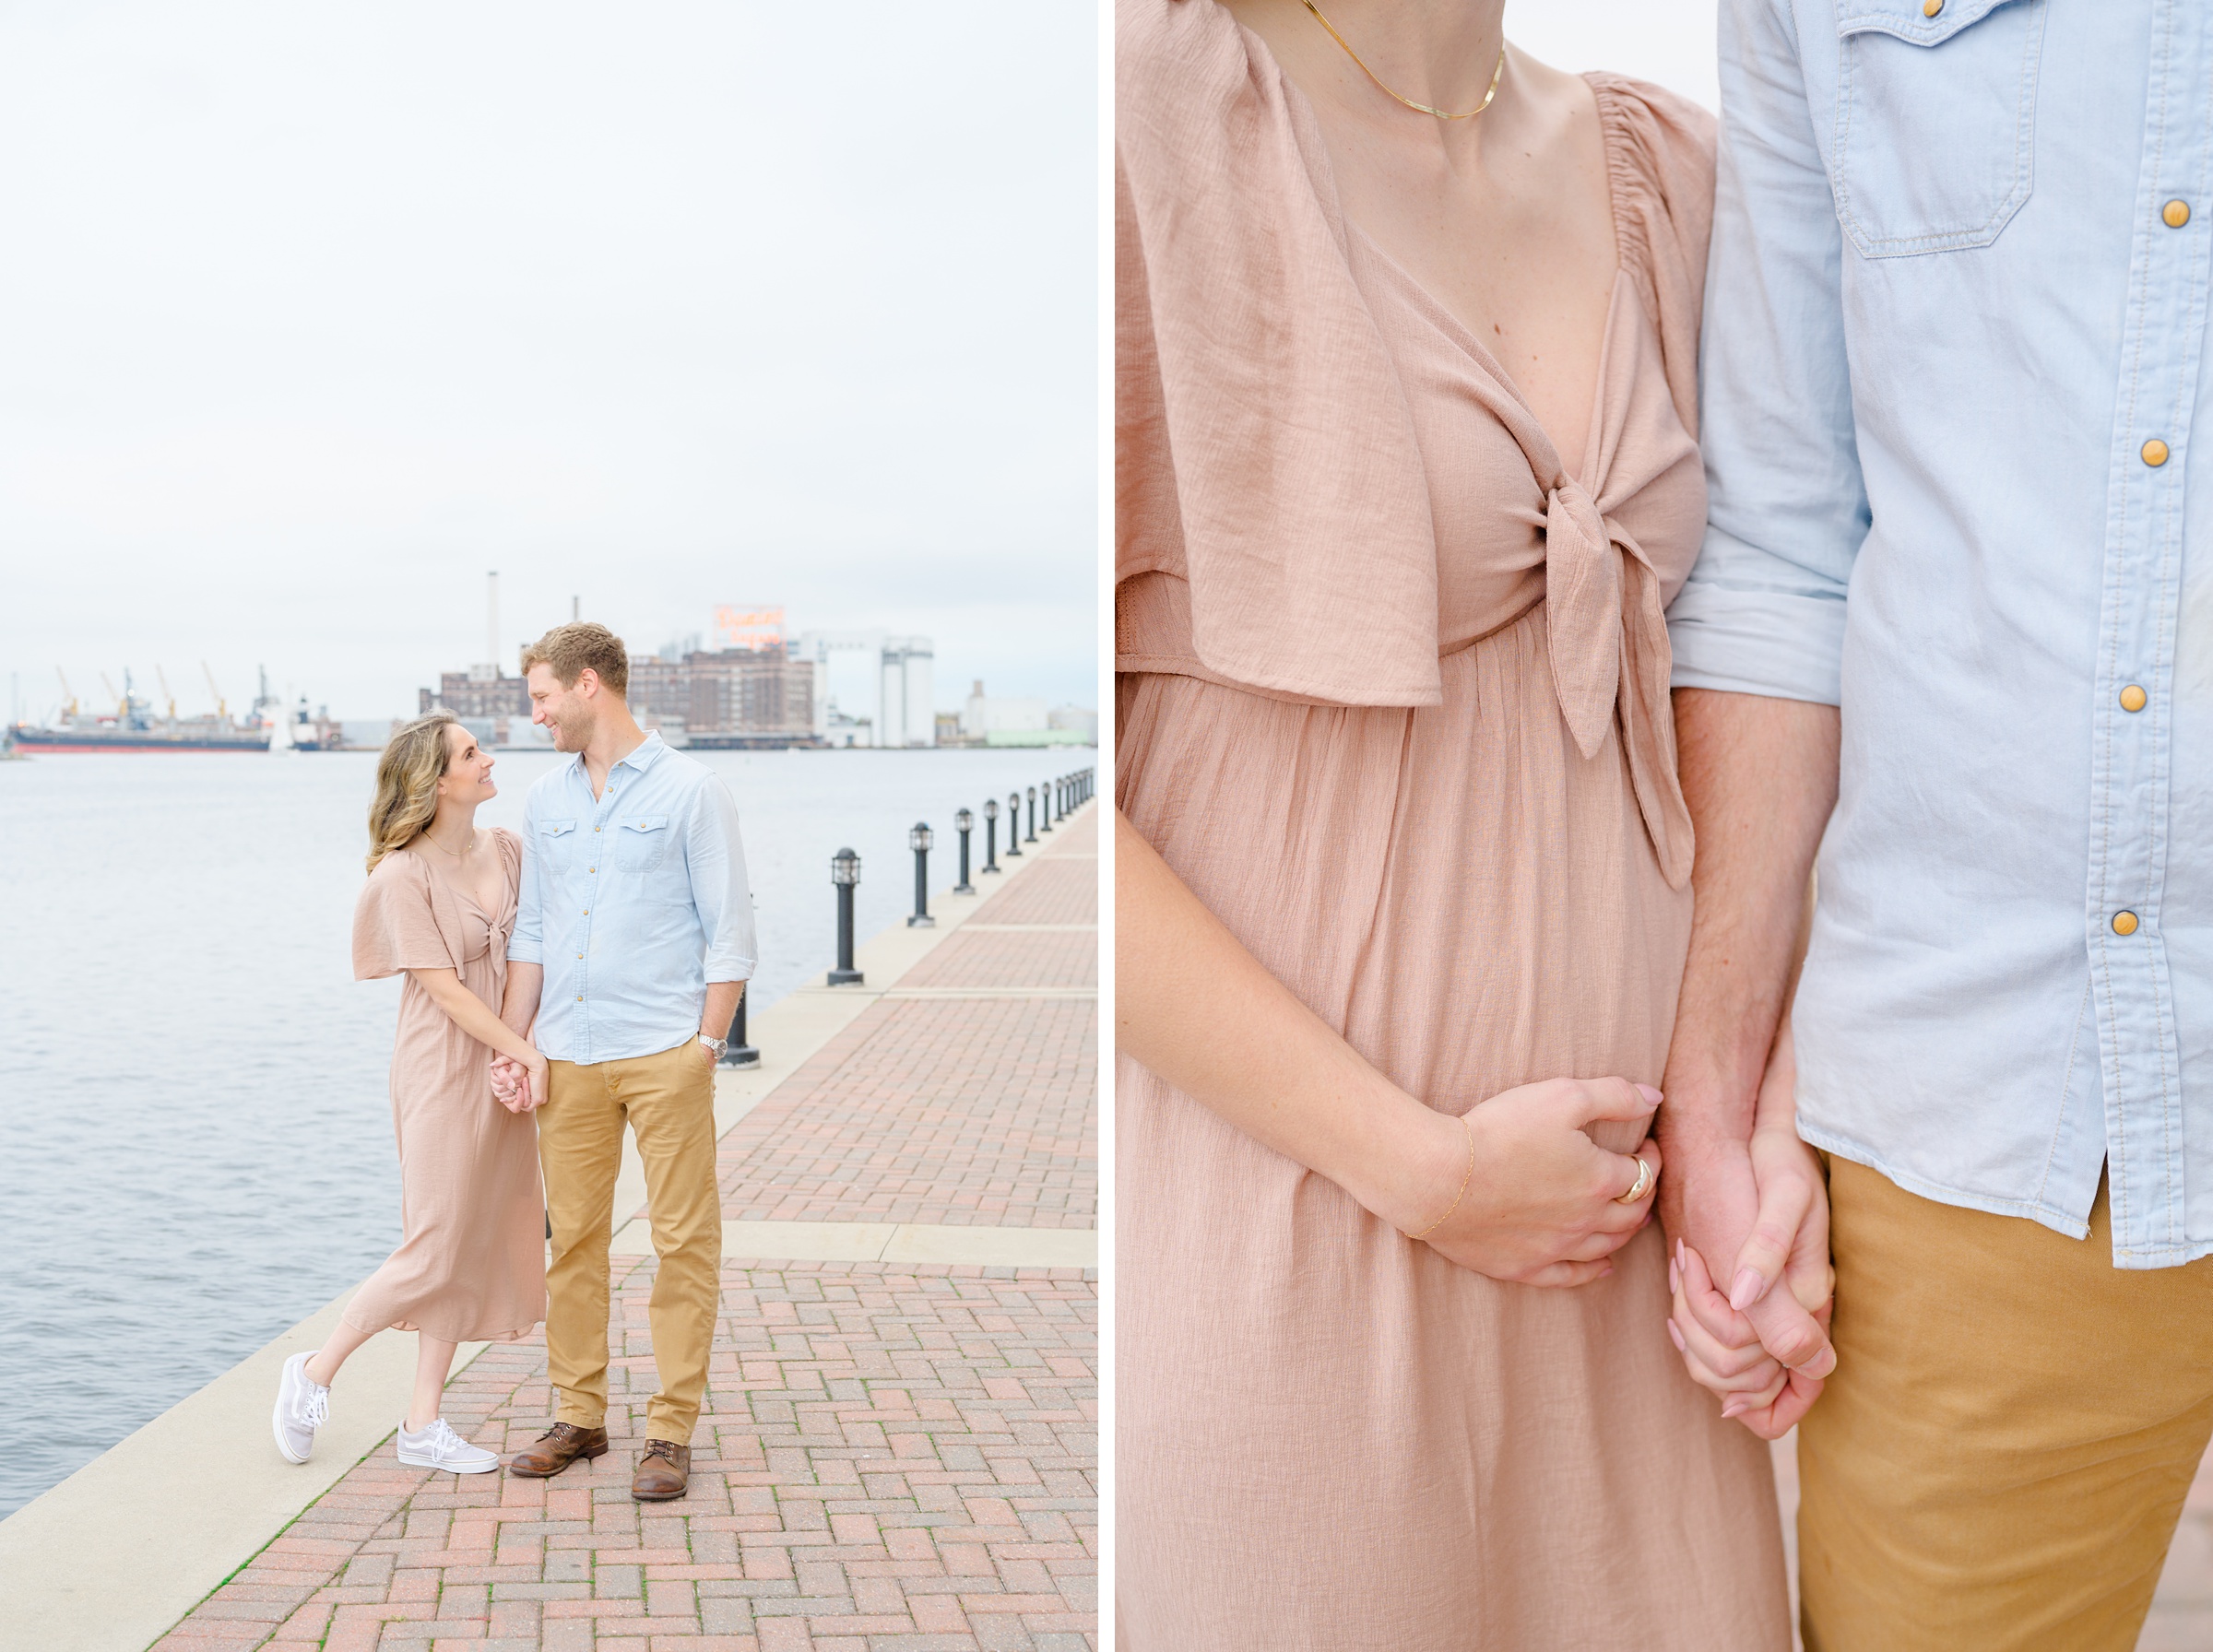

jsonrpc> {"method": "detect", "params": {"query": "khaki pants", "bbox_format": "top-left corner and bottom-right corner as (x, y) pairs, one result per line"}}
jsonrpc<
(538, 1039), (721, 1444)
(1800, 1156), (2213, 1650)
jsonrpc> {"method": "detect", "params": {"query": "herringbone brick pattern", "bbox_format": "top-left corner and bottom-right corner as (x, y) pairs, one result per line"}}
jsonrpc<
(151, 808), (1099, 1650)
(961, 862), (1093, 928)
(716, 1000), (1095, 1230)
(152, 1257), (1096, 1652)
(896, 931), (1095, 991)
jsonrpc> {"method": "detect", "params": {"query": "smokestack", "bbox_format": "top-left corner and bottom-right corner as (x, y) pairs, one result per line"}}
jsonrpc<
(487, 571), (499, 675)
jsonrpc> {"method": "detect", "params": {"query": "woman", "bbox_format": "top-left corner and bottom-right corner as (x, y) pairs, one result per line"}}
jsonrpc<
(1116, 0), (1789, 1645)
(269, 712), (550, 1475)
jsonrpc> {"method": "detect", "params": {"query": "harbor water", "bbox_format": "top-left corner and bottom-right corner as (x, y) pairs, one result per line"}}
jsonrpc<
(0, 744), (1085, 1519)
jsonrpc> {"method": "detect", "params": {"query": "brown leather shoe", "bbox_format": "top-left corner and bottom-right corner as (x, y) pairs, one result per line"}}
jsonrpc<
(507, 1422), (609, 1478)
(631, 1438), (691, 1501)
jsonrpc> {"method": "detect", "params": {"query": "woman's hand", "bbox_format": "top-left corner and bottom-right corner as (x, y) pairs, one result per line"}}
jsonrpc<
(1406, 1078), (1663, 1288)
(1664, 1020), (1835, 1437)
(522, 1052), (550, 1113)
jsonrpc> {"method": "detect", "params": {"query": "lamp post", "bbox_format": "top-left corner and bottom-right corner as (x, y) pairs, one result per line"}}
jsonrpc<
(953, 808), (975, 894)
(828, 847), (863, 985)
(982, 796), (1001, 874)
(1056, 776), (1067, 823)
(907, 821), (935, 927)
(1005, 793), (1024, 857)
(721, 989), (760, 1068)
(1040, 776), (1054, 834)
(1026, 785), (1038, 844)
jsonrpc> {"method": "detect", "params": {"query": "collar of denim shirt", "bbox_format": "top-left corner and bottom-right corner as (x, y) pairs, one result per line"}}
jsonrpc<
(559, 728), (669, 800)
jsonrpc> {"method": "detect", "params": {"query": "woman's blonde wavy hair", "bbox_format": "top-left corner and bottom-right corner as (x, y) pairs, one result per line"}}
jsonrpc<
(366, 711), (462, 872)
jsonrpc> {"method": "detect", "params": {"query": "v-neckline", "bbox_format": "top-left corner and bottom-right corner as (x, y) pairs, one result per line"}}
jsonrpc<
(1344, 218), (1627, 489)
(417, 840), (503, 922)
(1265, 39), (1630, 486)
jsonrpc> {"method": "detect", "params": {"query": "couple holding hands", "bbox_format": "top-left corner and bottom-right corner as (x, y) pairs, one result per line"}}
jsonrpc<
(1118, 0), (2213, 1647)
(270, 621), (753, 1504)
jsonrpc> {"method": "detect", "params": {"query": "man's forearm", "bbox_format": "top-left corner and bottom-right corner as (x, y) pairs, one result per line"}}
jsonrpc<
(1659, 690), (1840, 1167)
(501, 962), (544, 1040)
(701, 978), (744, 1041)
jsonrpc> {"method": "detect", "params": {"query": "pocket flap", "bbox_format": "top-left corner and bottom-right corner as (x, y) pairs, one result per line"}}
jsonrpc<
(1839, 0), (2027, 46)
(541, 818), (577, 837)
(620, 814), (670, 833)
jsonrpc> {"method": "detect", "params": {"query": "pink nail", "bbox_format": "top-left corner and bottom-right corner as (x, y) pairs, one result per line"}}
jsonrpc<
(1666, 1319), (1686, 1352)
(1728, 1268), (1766, 1312)
(1721, 1398), (1748, 1420)
(1668, 1257), (1679, 1295)
(1637, 1083), (1663, 1106)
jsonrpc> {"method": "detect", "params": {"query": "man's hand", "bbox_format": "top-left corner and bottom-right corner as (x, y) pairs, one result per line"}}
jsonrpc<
(1662, 1022), (1834, 1438)
(490, 1052), (542, 1114)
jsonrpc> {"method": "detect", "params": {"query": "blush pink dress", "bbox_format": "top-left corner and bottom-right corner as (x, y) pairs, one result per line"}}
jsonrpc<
(347, 829), (546, 1344)
(1115, 2), (1791, 1646)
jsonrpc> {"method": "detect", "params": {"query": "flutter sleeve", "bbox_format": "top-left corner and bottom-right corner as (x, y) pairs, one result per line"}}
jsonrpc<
(352, 852), (457, 980)
(1115, 0), (1441, 707)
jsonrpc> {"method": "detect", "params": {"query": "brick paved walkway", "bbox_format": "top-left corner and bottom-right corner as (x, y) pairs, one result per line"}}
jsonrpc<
(152, 809), (1098, 1652)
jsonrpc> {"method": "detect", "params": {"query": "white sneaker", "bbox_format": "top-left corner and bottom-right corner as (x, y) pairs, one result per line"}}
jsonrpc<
(396, 1417), (500, 1474)
(272, 1351), (330, 1465)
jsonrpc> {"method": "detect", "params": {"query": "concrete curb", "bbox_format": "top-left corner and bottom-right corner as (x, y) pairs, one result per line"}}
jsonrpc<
(0, 800), (1095, 1652)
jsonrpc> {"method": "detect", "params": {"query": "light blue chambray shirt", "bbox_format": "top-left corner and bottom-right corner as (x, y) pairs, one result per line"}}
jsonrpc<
(508, 733), (756, 1066)
(1671, 0), (2213, 1267)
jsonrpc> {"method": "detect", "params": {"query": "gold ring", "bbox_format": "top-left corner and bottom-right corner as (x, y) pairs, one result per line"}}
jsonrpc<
(1615, 1155), (1654, 1205)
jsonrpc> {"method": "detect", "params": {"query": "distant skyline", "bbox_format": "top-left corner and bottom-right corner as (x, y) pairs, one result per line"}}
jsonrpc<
(0, 3), (1095, 725)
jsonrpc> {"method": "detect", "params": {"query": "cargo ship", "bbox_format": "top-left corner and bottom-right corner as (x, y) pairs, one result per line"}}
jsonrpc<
(3, 667), (334, 754)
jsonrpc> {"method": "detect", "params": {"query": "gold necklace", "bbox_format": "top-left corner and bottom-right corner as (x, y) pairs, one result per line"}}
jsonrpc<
(1297, 0), (1506, 121)
(424, 825), (476, 857)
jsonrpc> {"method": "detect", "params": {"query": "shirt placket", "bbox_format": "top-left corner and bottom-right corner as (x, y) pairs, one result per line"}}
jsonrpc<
(577, 766), (622, 1065)
(2089, 0), (2213, 1265)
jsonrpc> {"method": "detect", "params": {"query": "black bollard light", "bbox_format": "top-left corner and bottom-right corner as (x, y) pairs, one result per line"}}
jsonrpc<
(982, 796), (1001, 873)
(1026, 785), (1038, 844)
(1058, 775), (1068, 822)
(953, 808), (975, 894)
(907, 820), (935, 927)
(721, 988), (760, 1068)
(828, 847), (863, 985)
(1040, 776), (1054, 834)
(1005, 792), (1024, 857)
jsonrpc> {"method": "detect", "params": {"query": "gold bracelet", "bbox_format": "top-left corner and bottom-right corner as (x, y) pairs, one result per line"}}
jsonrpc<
(1407, 1111), (1475, 1240)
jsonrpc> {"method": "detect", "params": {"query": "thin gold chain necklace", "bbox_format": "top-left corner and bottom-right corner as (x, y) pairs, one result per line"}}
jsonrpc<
(1297, 0), (1506, 121)
(424, 824), (476, 856)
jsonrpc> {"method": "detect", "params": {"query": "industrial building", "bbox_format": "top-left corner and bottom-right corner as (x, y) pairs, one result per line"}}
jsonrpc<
(414, 586), (973, 750)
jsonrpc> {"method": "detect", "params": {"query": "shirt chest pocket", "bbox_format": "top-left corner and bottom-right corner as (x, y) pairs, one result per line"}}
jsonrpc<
(615, 813), (671, 873)
(539, 818), (578, 871)
(1833, 0), (2046, 259)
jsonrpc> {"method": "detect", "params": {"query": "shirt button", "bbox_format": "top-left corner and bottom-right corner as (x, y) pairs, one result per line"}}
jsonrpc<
(2113, 911), (2140, 937)
(2143, 438), (2171, 466)
(2120, 684), (2148, 713)
(576, 994), (585, 1001)
(2165, 199), (2192, 229)
(1922, 0), (1941, 13)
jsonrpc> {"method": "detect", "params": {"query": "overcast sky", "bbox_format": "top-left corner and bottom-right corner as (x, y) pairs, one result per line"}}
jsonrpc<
(0, 2), (1096, 724)
(0, 2), (1715, 728)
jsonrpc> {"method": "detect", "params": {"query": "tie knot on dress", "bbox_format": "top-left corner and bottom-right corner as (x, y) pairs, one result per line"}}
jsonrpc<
(1543, 475), (1695, 890)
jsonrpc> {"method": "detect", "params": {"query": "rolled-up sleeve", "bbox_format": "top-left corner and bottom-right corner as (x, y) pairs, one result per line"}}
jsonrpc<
(507, 788), (544, 965)
(689, 776), (756, 983)
(1668, 0), (1866, 707)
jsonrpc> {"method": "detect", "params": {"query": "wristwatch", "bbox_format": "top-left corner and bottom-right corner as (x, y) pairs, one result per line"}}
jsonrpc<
(699, 1034), (728, 1061)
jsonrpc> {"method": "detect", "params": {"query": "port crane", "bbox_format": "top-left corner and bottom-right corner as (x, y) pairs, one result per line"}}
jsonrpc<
(54, 668), (78, 719)
(155, 666), (178, 720)
(202, 663), (228, 720)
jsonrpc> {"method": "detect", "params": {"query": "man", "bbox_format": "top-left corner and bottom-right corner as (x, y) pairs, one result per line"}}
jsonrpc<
(492, 621), (754, 1503)
(1660, 1), (2213, 1645)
